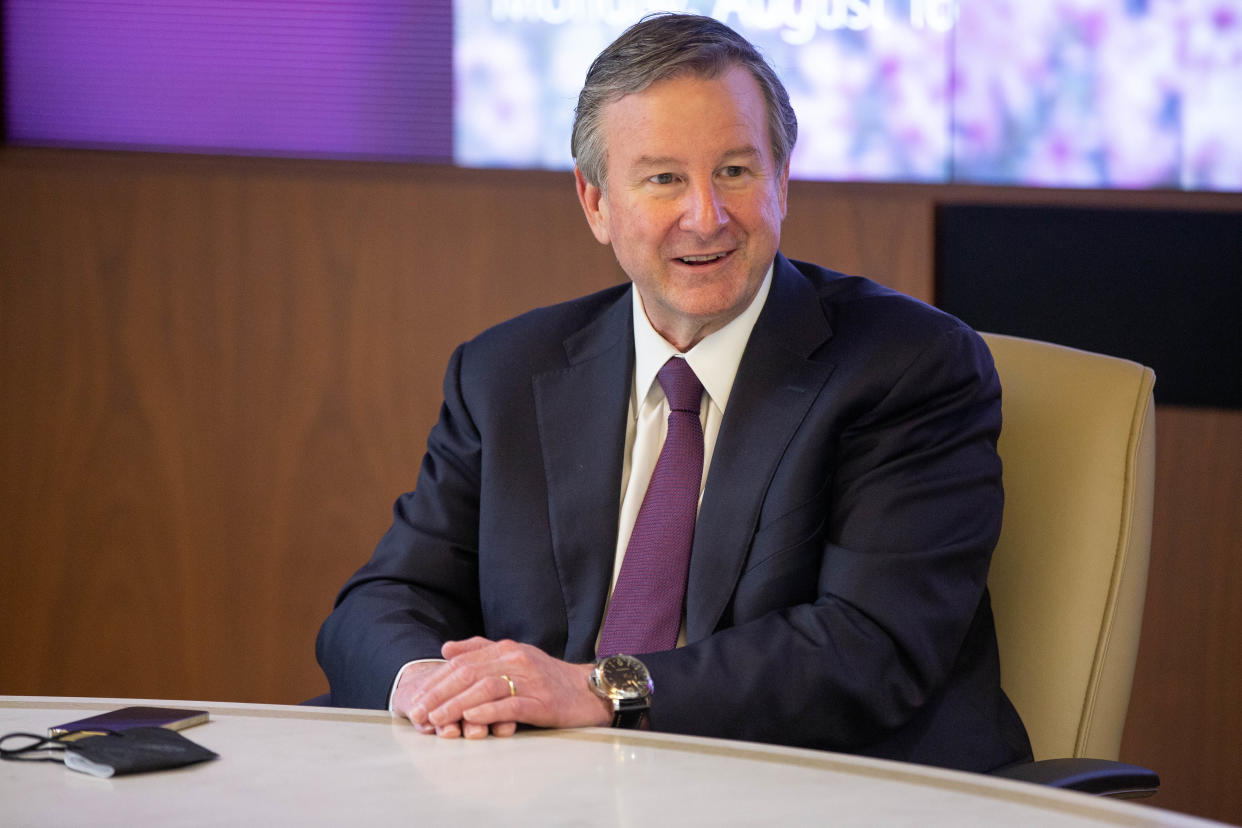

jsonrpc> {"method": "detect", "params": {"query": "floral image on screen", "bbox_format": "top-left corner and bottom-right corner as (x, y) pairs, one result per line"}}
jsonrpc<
(951, 0), (1242, 190)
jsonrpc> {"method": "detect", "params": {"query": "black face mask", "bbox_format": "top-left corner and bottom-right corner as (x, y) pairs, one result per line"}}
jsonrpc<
(1, 726), (217, 777)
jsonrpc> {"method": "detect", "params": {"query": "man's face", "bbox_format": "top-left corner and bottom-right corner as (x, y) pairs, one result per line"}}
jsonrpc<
(576, 65), (789, 351)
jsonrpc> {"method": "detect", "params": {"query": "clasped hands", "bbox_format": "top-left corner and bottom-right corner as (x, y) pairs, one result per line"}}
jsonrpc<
(393, 637), (613, 738)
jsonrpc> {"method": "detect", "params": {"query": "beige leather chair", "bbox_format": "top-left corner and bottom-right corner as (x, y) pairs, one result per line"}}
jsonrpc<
(981, 332), (1158, 796)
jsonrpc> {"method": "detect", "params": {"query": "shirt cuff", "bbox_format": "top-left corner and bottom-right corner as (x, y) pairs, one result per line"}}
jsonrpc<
(388, 658), (448, 715)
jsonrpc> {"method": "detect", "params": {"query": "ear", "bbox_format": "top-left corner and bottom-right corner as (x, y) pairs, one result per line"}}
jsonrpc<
(575, 166), (612, 245)
(776, 157), (790, 220)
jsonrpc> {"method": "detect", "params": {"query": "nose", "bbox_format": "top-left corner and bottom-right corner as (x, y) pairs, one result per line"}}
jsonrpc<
(678, 180), (728, 237)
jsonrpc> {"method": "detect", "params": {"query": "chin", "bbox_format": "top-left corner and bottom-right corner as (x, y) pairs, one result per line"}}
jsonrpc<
(669, 295), (748, 324)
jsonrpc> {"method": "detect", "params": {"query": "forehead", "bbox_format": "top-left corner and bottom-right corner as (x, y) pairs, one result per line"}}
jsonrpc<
(600, 65), (771, 168)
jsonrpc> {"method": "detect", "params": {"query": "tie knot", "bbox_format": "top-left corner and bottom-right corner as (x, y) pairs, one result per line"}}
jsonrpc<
(658, 357), (704, 413)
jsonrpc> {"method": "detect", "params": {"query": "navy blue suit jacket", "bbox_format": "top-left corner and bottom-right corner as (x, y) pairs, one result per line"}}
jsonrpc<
(316, 255), (1031, 772)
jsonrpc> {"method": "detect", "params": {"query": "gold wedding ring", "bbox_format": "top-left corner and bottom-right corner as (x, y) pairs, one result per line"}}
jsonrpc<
(500, 674), (516, 697)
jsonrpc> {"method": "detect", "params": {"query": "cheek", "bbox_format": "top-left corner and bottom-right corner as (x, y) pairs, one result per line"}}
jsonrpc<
(609, 212), (665, 259)
(605, 223), (652, 280)
(755, 186), (786, 223)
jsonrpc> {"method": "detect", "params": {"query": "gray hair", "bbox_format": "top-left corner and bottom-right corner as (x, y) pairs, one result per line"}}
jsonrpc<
(571, 13), (798, 190)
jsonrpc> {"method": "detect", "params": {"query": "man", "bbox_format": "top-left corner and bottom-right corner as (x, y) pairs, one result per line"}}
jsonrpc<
(317, 13), (1031, 772)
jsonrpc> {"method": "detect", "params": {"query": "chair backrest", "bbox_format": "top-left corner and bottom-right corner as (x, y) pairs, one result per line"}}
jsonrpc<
(981, 332), (1156, 762)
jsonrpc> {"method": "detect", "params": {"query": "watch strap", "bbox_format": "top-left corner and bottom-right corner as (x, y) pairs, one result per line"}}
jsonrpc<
(609, 696), (650, 729)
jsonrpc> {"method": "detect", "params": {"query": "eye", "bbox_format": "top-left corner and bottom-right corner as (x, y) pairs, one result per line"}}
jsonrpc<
(721, 165), (746, 178)
(649, 172), (677, 185)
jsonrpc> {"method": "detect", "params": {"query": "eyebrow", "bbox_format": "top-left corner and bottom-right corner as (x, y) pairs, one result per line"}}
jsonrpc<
(719, 145), (762, 162)
(631, 145), (762, 171)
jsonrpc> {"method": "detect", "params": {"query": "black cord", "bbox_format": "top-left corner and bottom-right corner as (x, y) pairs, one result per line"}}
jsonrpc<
(0, 731), (70, 763)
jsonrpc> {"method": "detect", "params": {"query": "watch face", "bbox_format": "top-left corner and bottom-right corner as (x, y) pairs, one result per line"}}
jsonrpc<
(599, 654), (652, 700)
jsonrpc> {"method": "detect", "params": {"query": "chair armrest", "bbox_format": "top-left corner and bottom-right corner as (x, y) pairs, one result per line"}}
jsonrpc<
(990, 758), (1160, 798)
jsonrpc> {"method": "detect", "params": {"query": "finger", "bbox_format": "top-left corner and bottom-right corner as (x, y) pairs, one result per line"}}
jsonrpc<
(435, 721), (461, 738)
(462, 721), (490, 739)
(426, 674), (516, 726)
(409, 718), (436, 734)
(490, 721), (518, 738)
(441, 638), (529, 672)
(414, 661), (499, 723)
(392, 661), (449, 721)
(428, 675), (517, 727)
(441, 637), (496, 660)
(461, 697), (525, 728)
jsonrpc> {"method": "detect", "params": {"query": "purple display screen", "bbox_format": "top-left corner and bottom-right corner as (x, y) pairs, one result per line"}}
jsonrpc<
(4, 0), (452, 161)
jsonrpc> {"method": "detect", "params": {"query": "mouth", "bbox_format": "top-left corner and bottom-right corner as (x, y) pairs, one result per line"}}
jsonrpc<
(676, 251), (732, 266)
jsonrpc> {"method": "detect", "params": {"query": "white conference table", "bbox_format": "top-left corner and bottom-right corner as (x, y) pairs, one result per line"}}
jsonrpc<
(0, 696), (1228, 827)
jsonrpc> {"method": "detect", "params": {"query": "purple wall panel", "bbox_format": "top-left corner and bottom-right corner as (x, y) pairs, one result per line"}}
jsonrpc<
(4, 0), (452, 161)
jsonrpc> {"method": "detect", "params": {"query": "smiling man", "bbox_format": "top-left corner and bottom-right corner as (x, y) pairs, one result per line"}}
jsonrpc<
(317, 13), (1031, 772)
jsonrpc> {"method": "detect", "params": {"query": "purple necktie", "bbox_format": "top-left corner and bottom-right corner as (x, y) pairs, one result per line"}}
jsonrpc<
(598, 357), (705, 657)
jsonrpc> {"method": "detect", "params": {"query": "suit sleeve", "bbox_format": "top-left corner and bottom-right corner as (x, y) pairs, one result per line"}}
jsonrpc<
(639, 325), (1013, 763)
(315, 344), (486, 709)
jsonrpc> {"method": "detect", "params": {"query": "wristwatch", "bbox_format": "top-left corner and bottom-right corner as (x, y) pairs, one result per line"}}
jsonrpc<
(589, 654), (653, 729)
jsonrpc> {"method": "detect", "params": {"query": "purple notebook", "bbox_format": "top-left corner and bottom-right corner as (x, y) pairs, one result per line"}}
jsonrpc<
(48, 706), (209, 737)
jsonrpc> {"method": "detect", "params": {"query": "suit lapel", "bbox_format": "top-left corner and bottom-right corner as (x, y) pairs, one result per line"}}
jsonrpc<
(685, 257), (837, 641)
(532, 291), (634, 663)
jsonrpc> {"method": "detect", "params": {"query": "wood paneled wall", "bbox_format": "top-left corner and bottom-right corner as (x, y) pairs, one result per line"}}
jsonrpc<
(2, 148), (1239, 823)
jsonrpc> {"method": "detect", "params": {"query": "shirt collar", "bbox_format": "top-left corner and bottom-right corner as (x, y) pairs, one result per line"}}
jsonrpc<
(631, 264), (773, 413)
